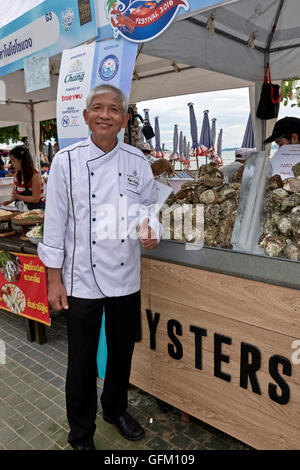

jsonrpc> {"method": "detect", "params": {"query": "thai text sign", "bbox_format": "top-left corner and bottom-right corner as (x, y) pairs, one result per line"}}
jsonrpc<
(0, 0), (97, 77)
(0, 251), (50, 326)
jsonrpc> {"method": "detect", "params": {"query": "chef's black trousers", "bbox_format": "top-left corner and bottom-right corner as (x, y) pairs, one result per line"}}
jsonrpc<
(64, 291), (141, 448)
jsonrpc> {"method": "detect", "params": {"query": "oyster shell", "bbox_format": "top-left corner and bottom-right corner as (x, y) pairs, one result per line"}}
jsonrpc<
(218, 219), (234, 249)
(276, 214), (292, 236)
(217, 188), (236, 203)
(204, 204), (221, 226)
(266, 174), (283, 191)
(199, 189), (217, 204)
(284, 243), (300, 261)
(292, 162), (300, 177)
(290, 211), (300, 236)
(204, 226), (219, 247)
(263, 217), (278, 235)
(220, 199), (237, 218)
(281, 193), (300, 211)
(283, 177), (300, 193)
(263, 235), (286, 257)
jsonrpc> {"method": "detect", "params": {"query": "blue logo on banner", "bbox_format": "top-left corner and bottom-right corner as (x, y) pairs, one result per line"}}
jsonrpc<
(61, 8), (75, 32)
(61, 116), (70, 127)
(99, 54), (119, 81)
(106, 0), (189, 43)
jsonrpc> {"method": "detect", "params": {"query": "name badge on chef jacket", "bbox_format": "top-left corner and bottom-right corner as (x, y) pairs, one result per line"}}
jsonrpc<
(126, 170), (141, 193)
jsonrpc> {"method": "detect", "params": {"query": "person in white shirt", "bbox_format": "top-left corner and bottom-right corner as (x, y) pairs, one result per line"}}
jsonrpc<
(38, 84), (160, 450)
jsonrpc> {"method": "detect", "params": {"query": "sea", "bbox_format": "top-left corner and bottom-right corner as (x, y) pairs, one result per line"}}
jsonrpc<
(167, 149), (236, 171)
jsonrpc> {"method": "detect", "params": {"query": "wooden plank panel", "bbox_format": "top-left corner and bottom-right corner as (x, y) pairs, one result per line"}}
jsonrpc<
(141, 258), (150, 294)
(150, 295), (300, 432)
(130, 293), (152, 391)
(149, 259), (300, 338)
(152, 374), (300, 450)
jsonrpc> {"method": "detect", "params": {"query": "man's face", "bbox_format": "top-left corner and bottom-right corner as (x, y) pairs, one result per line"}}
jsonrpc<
(83, 93), (129, 142)
(275, 133), (300, 147)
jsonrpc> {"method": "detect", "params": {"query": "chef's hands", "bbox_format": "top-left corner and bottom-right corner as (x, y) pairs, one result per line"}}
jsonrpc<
(139, 218), (158, 250)
(47, 268), (69, 311)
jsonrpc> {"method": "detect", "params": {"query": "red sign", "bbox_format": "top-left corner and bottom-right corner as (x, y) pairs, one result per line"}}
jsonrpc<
(0, 251), (50, 326)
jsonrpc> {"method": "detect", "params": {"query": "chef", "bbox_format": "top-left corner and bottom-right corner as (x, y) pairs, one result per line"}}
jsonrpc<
(38, 84), (161, 451)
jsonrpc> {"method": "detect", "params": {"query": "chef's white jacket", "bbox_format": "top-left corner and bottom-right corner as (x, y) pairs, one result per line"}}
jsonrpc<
(38, 137), (161, 299)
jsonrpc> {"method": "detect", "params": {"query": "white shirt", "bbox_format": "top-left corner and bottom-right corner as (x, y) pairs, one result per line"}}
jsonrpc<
(38, 137), (161, 299)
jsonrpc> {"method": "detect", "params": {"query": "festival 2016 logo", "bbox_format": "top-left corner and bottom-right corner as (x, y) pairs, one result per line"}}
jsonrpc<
(99, 55), (119, 81)
(106, 0), (189, 42)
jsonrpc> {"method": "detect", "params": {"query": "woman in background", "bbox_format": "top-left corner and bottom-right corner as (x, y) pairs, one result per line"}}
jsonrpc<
(4, 145), (45, 209)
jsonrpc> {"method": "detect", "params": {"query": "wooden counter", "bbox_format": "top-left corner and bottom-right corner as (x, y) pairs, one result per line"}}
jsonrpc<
(130, 247), (300, 450)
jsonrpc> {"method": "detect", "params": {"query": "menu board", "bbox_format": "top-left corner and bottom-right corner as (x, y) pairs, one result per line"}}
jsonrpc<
(271, 145), (300, 180)
(0, 251), (50, 326)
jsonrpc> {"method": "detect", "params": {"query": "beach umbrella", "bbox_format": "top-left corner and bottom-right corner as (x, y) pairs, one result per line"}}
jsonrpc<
(154, 116), (164, 158)
(169, 124), (179, 162)
(242, 113), (256, 149)
(199, 110), (212, 162)
(187, 102), (200, 169)
(143, 109), (154, 148)
(211, 118), (217, 147)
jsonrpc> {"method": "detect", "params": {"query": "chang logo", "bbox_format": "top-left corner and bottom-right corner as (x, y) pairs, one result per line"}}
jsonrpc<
(99, 55), (119, 81)
(64, 59), (85, 83)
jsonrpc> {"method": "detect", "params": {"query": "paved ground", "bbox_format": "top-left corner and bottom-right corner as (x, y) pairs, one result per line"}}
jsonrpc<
(0, 309), (252, 451)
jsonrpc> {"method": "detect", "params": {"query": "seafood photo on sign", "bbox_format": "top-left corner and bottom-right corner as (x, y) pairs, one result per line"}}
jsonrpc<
(1, 284), (26, 314)
(0, 252), (22, 283)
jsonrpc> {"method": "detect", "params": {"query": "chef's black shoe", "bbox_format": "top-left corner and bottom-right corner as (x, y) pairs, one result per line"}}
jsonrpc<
(103, 411), (145, 441)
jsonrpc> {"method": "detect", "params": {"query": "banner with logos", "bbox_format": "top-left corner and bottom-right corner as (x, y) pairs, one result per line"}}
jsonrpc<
(97, 0), (238, 42)
(0, 0), (97, 77)
(57, 41), (96, 148)
(57, 37), (137, 149)
(0, 251), (50, 326)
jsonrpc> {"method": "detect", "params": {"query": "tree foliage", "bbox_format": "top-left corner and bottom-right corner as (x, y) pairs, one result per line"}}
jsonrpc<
(0, 125), (21, 145)
(281, 78), (300, 107)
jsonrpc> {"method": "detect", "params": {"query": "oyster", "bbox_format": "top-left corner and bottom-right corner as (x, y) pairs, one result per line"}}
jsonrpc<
(283, 177), (300, 193)
(292, 162), (300, 177)
(290, 211), (300, 236)
(281, 193), (300, 211)
(266, 174), (283, 191)
(199, 189), (217, 204)
(263, 235), (286, 257)
(202, 173), (224, 188)
(284, 243), (300, 261)
(220, 199), (237, 218)
(276, 214), (292, 236)
(217, 188), (236, 203)
(262, 217), (278, 236)
(218, 219), (234, 249)
(204, 226), (219, 247)
(204, 204), (221, 226)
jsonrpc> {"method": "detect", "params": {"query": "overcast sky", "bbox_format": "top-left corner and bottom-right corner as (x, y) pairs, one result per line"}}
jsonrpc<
(137, 87), (299, 150)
